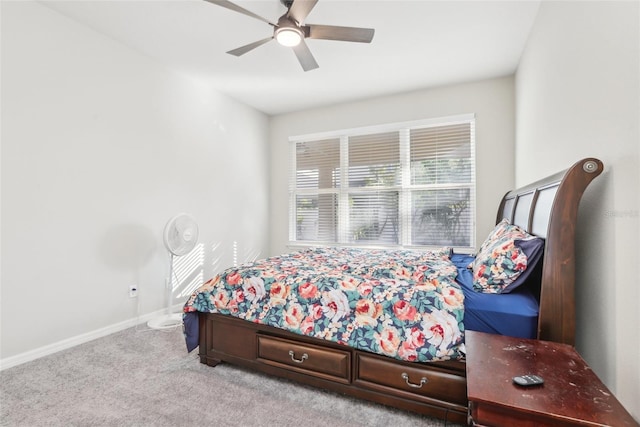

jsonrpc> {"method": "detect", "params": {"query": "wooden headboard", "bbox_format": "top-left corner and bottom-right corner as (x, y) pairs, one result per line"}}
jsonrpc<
(496, 158), (603, 346)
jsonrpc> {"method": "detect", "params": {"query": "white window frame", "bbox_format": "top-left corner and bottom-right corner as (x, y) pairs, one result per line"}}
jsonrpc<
(289, 114), (476, 250)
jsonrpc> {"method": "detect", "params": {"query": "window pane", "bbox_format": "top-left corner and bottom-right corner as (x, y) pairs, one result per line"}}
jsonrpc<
(349, 132), (400, 188)
(296, 194), (337, 242)
(296, 139), (340, 189)
(411, 188), (472, 246)
(348, 191), (399, 244)
(411, 124), (472, 185)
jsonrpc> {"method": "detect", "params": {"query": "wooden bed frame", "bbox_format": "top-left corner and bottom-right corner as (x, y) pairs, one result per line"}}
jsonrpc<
(196, 158), (603, 424)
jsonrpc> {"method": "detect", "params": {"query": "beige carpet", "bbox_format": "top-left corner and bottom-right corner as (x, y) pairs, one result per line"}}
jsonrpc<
(0, 325), (464, 427)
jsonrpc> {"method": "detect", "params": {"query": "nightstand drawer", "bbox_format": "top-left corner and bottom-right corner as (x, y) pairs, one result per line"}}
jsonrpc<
(356, 353), (467, 405)
(257, 334), (351, 382)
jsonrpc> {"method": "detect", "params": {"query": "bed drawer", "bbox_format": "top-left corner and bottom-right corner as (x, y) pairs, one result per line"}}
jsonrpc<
(257, 335), (351, 383)
(355, 353), (467, 405)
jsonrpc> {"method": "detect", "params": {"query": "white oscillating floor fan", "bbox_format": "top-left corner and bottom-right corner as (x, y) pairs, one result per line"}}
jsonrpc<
(147, 213), (199, 330)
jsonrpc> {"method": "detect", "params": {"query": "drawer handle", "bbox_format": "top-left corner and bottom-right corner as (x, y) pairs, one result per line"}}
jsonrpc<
(288, 350), (308, 364)
(401, 372), (428, 389)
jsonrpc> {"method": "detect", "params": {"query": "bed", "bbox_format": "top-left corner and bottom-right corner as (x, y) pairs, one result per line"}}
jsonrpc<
(183, 157), (603, 424)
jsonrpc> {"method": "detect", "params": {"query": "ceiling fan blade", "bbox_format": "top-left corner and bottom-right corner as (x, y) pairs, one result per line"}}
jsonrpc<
(287, 0), (318, 24)
(306, 24), (375, 43)
(203, 0), (276, 26)
(227, 37), (273, 56)
(292, 40), (319, 72)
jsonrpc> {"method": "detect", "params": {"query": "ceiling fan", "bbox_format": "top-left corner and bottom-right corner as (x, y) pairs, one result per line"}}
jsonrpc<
(204, 0), (375, 71)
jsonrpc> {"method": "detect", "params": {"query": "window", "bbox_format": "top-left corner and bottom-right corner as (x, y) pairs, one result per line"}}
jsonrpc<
(289, 114), (475, 250)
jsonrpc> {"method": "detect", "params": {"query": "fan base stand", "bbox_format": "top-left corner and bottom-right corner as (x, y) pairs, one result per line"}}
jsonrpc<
(147, 313), (182, 330)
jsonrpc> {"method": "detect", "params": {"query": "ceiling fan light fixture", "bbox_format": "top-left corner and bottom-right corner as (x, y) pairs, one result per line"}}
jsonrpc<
(275, 26), (303, 47)
(208, 0), (375, 71)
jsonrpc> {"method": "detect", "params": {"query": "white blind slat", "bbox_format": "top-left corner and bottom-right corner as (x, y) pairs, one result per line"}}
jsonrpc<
(348, 191), (399, 244)
(349, 132), (400, 188)
(296, 139), (340, 189)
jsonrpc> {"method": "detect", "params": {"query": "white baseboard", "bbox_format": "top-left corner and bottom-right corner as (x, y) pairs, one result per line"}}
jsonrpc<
(0, 307), (181, 371)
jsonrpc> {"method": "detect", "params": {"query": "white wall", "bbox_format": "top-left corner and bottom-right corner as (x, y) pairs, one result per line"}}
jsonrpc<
(1, 1), (269, 363)
(516, 1), (639, 419)
(269, 76), (515, 255)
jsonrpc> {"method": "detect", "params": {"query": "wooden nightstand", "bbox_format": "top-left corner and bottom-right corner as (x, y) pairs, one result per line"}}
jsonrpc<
(465, 330), (638, 426)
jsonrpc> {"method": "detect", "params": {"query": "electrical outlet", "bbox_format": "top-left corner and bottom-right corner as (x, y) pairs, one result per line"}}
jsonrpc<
(129, 284), (138, 298)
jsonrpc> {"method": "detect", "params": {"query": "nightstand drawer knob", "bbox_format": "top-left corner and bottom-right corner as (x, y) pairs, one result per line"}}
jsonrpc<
(401, 372), (428, 388)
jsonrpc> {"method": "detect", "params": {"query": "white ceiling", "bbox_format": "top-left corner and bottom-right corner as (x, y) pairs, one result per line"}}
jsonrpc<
(42, 0), (541, 115)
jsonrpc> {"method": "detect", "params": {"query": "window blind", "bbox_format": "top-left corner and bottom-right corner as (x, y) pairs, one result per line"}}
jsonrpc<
(290, 115), (475, 249)
(409, 123), (474, 247)
(294, 138), (340, 242)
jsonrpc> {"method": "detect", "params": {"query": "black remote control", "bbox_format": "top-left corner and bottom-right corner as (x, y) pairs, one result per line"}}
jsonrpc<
(512, 374), (544, 387)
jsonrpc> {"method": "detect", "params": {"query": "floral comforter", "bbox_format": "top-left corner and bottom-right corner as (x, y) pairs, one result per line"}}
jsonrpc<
(184, 247), (465, 362)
